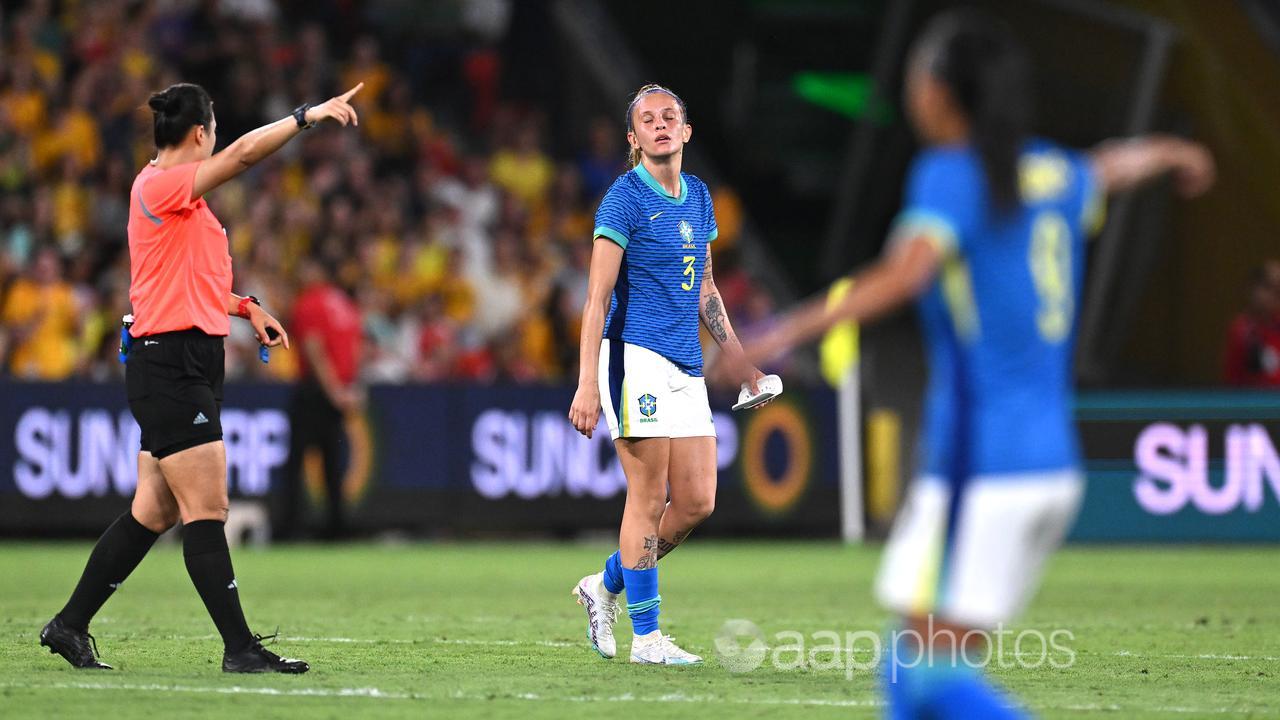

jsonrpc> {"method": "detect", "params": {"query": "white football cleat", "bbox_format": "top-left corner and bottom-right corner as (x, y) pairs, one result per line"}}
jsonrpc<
(732, 374), (783, 411)
(573, 573), (619, 659)
(629, 630), (703, 665)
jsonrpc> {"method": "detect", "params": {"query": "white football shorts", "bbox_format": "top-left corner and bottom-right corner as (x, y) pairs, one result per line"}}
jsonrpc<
(598, 339), (716, 441)
(875, 469), (1084, 629)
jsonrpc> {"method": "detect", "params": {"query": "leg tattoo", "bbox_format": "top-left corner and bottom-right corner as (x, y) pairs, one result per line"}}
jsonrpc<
(633, 535), (659, 570)
(656, 529), (690, 560)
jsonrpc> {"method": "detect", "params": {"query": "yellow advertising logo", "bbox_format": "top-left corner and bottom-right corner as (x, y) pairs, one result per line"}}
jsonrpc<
(740, 401), (813, 515)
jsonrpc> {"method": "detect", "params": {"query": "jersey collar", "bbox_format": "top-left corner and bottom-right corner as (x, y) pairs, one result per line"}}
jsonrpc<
(632, 162), (687, 205)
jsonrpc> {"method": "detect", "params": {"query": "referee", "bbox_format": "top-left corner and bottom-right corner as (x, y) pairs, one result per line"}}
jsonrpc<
(39, 80), (362, 673)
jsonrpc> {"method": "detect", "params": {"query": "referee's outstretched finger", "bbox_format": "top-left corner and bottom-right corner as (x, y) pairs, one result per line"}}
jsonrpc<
(339, 82), (364, 102)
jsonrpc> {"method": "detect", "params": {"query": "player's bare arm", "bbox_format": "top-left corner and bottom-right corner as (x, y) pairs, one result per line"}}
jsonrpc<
(745, 237), (942, 365)
(1090, 135), (1214, 198)
(568, 238), (624, 438)
(700, 245), (763, 394)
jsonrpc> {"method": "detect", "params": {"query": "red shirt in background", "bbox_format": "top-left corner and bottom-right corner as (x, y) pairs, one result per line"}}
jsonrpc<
(127, 161), (233, 337)
(1224, 313), (1280, 387)
(291, 282), (363, 386)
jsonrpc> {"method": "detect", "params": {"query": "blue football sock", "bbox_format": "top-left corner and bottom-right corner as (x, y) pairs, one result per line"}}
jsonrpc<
(883, 632), (1025, 720)
(602, 551), (624, 594)
(883, 632), (929, 719)
(621, 567), (660, 635)
(928, 673), (1025, 720)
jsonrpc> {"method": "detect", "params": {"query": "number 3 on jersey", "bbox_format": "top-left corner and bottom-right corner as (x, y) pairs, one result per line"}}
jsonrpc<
(681, 255), (696, 291)
(1029, 210), (1073, 343)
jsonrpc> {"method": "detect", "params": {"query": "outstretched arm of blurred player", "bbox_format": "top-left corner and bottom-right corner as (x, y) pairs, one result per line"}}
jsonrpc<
(1090, 135), (1215, 198)
(742, 237), (942, 365)
(568, 238), (624, 438)
(700, 246), (765, 394)
(191, 83), (365, 200)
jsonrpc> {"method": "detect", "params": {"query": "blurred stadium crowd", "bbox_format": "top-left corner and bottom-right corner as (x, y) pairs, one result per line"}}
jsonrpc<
(0, 0), (769, 384)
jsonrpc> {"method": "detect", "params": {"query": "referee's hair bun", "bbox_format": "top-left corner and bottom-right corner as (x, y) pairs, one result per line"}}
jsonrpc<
(147, 90), (178, 115)
(147, 83), (213, 148)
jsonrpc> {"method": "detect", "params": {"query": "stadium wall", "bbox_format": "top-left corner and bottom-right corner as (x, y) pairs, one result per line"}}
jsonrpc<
(1, 383), (1276, 542)
(1073, 391), (1280, 542)
(0, 382), (841, 538)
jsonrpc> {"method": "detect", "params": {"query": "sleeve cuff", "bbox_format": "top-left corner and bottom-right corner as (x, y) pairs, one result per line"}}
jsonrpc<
(707, 228), (718, 243)
(594, 226), (629, 249)
(888, 210), (960, 256)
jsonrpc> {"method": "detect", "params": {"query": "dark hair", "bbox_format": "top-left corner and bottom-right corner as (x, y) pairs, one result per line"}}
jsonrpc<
(147, 83), (213, 148)
(624, 84), (687, 168)
(914, 10), (1031, 212)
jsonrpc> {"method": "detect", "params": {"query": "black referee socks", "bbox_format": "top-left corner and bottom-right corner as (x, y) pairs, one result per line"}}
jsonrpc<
(58, 512), (160, 631)
(183, 520), (254, 654)
(57, 515), (255, 655)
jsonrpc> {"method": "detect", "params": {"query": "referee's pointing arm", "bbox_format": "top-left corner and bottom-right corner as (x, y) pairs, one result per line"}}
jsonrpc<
(191, 82), (363, 201)
(192, 83), (364, 348)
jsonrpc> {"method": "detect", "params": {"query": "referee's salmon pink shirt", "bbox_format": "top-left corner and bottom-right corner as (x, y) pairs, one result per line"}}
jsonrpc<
(127, 160), (231, 338)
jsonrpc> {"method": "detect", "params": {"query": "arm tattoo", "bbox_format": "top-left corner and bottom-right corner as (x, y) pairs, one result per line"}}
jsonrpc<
(703, 294), (729, 344)
(634, 534), (659, 570)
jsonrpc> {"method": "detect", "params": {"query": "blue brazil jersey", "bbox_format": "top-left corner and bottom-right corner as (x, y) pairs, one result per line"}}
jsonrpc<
(594, 163), (718, 376)
(891, 139), (1102, 479)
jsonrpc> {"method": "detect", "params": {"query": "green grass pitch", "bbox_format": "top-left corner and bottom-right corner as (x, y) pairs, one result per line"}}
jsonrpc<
(1, 541), (1277, 718)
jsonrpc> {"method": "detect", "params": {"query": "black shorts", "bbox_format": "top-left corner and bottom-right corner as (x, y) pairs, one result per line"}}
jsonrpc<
(125, 329), (225, 459)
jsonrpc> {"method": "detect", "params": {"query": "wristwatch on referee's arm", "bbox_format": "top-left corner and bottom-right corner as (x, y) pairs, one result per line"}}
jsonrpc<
(292, 103), (315, 130)
(236, 295), (260, 319)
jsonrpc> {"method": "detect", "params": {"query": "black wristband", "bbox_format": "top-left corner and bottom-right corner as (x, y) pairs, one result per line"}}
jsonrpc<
(292, 103), (314, 129)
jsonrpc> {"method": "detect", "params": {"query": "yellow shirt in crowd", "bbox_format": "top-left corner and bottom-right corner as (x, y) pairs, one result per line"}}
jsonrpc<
(2, 278), (80, 380)
(490, 150), (554, 210)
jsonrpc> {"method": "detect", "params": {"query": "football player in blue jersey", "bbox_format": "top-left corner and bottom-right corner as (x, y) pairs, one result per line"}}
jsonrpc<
(567, 84), (767, 665)
(745, 10), (1213, 718)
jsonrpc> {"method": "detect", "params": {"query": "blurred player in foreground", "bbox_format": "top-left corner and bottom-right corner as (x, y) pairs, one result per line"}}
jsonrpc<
(567, 84), (767, 665)
(746, 10), (1213, 718)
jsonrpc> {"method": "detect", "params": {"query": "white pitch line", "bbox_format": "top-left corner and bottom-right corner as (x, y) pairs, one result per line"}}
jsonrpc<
(0, 682), (418, 700)
(151, 634), (577, 649)
(25, 632), (1280, 662)
(1112, 650), (1280, 662)
(1053, 703), (1260, 715)
(1, 682), (1263, 715)
(471, 691), (885, 708)
(432, 638), (577, 648)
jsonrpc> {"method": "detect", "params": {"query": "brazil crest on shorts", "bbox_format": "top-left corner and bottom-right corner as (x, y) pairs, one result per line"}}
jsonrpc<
(638, 393), (658, 422)
(593, 163), (719, 376)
